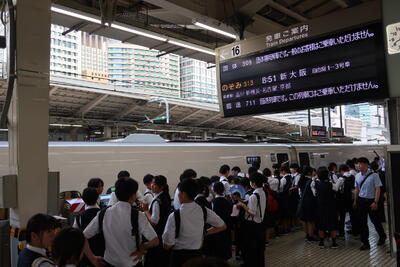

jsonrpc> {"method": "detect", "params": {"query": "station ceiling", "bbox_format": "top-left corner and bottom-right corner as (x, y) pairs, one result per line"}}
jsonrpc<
(52, 0), (375, 63)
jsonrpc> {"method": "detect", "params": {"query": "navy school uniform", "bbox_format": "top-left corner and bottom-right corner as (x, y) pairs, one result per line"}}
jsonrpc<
(17, 244), (53, 267)
(298, 178), (317, 223)
(315, 180), (338, 231)
(145, 191), (172, 267)
(194, 194), (212, 209)
(74, 205), (102, 267)
(208, 195), (233, 260)
(242, 188), (267, 267)
(278, 175), (292, 220)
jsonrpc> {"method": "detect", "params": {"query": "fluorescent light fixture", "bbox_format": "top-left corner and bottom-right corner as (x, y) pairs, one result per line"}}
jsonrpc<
(194, 21), (237, 39)
(137, 128), (191, 134)
(168, 40), (215, 56)
(51, 6), (101, 24)
(111, 23), (167, 42)
(50, 123), (83, 128)
(51, 6), (167, 42)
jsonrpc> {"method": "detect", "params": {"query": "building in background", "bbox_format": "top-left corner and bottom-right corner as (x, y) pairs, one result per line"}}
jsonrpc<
(180, 57), (217, 103)
(345, 104), (372, 125)
(81, 32), (108, 83)
(107, 42), (180, 97)
(344, 117), (366, 140)
(50, 24), (81, 78)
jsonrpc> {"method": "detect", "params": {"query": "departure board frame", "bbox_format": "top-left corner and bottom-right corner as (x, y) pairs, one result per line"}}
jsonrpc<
(215, 1), (387, 118)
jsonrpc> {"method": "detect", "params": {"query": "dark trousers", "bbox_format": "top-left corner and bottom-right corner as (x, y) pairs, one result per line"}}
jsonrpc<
(145, 245), (170, 267)
(338, 209), (346, 236)
(105, 261), (143, 267)
(358, 198), (386, 245)
(349, 208), (360, 236)
(169, 249), (202, 267)
(242, 220), (265, 267)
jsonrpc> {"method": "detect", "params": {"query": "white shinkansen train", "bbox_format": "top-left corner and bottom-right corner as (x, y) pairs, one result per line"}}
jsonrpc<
(0, 141), (385, 194)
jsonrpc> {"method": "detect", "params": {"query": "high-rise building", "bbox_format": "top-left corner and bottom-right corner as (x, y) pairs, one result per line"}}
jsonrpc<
(107, 42), (180, 97)
(50, 24), (81, 78)
(81, 32), (108, 83)
(344, 103), (372, 125)
(180, 57), (217, 103)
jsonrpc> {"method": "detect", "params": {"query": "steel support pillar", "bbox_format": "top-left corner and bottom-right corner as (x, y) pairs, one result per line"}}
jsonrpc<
(383, 0), (400, 264)
(8, 1), (51, 265)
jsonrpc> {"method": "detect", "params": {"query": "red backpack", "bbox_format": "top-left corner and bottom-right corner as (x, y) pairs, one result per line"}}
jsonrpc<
(266, 188), (279, 212)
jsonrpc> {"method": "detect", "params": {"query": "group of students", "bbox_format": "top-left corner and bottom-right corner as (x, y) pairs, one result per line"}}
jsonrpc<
(17, 156), (387, 267)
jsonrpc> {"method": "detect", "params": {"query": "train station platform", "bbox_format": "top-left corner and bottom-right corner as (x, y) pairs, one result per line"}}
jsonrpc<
(229, 219), (395, 267)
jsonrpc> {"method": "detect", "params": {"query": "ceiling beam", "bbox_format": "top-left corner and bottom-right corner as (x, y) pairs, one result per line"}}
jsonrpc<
(213, 118), (235, 128)
(197, 113), (221, 126)
(243, 119), (266, 130)
(76, 94), (108, 116)
(331, 0), (348, 8)
(240, 0), (272, 16)
(115, 105), (141, 118)
(49, 86), (59, 97)
(175, 109), (203, 124)
(266, 0), (307, 22)
(229, 118), (256, 130)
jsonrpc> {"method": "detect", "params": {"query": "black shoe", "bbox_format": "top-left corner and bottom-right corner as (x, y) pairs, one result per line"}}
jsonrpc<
(359, 244), (371, 251)
(319, 241), (324, 248)
(331, 242), (339, 249)
(377, 238), (386, 246)
(306, 236), (315, 243)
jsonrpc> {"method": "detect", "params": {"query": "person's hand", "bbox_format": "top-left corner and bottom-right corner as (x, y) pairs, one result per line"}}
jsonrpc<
(353, 202), (357, 209)
(237, 202), (246, 209)
(130, 248), (146, 262)
(370, 202), (378, 211)
(141, 203), (148, 211)
(93, 256), (105, 267)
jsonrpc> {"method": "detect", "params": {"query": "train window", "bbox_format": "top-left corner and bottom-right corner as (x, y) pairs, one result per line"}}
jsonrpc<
(277, 153), (289, 165)
(299, 152), (310, 167)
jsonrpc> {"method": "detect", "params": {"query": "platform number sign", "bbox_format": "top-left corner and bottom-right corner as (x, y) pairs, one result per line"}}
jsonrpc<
(387, 22), (400, 55)
(231, 44), (241, 57)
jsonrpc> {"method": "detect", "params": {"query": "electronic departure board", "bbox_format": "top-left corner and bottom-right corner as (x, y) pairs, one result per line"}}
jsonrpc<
(218, 22), (388, 117)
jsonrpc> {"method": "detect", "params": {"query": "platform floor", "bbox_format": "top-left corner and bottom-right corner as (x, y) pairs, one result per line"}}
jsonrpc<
(230, 221), (396, 267)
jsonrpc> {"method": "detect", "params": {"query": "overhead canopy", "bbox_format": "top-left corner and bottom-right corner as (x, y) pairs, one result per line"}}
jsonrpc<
(51, 0), (375, 63)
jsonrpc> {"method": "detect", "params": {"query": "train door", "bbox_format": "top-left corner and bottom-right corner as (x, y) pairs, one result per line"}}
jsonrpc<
(299, 152), (310, 167)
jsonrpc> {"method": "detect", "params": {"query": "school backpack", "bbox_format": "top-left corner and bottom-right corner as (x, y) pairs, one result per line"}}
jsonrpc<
(32, 257), (54, 267)
(266, 188), (279, 212)
(98, 206), (140, 253)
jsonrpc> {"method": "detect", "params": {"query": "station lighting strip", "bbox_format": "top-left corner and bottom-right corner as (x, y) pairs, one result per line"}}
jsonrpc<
(51, 6), (215, 56)
(193, 21), (237, 39)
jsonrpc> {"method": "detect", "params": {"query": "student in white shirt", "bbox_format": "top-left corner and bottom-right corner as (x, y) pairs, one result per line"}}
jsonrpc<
(109, 171), (143, 206)
(52, 227), (86, 267)
(328, 162), (339, 184)
(219, 164), (231, 196)
(84, 177), (159, 267)
(17, 214), (57, 267)
(237, 172), (267, 267)
(163, 178), (226, 267)
(263, 168), (279, 192)
(279, 166), (292, 234)
(173, 169), (197, 210)
(231, 166), (246, 178)
(142, 174), (154, 206)
(142, 175), (172, 267)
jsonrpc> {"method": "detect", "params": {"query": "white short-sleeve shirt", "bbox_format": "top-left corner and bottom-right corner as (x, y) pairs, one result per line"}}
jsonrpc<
(162, 202), (224, 250)
(84, 201), (157, 267)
